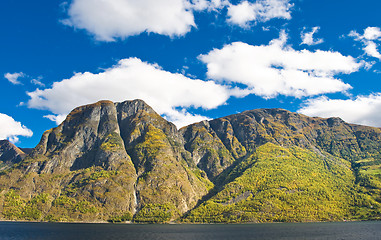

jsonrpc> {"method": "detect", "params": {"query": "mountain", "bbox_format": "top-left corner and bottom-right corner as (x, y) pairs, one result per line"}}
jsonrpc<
(181, 108), (381, 222)
(0, 140), (26, 171)
(0, 100), (380, 223)
(0, 100), (210, 222)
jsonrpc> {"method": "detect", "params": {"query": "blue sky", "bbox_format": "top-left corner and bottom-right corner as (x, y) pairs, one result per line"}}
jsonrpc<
(1, 0), (381, 148)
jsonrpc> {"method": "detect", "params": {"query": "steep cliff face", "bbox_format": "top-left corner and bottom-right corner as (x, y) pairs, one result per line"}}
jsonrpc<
(27, 100), (131, 173)
(0, 101), (380, 223)
(0, 140), (25, 170)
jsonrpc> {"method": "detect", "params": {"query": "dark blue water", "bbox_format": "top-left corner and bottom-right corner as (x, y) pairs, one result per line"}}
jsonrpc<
(0, 221), (380, 240)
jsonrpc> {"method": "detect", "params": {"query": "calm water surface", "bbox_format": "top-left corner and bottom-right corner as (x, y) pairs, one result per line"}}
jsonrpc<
(0, 221), (380, 240)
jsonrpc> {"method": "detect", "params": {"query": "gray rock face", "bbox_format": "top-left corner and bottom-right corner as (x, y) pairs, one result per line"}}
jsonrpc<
(28, 100), (132, 174)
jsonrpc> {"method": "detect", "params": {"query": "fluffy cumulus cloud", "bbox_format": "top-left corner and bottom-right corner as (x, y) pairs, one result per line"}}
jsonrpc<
(4, 72), (24, 85)
(298, 94), (381, 127)
(0, 113), (33, 143)
(227, 0), (292, 27)
(199, 31), (361, 98)
(349, 27), (381, 60)
(63, 0), (197, 41)
(301, 27), (324, 46)
(26, 58), (230, 127)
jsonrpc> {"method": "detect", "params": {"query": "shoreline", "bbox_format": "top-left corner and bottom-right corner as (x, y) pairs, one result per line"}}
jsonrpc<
(0, 219), (379, 225)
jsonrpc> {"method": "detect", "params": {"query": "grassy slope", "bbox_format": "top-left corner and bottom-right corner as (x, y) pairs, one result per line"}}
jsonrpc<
(184, 143), (381, 223)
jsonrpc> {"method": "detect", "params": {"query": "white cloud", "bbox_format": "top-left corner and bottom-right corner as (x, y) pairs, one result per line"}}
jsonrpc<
(62, 0), (199, 41)
(227, 0), (293, 27)
(301, 27), (324, 46)
(31, 77), (45, 87)
(163, 109), (212, 128)
(298, 94), (381, 127)
(26, 58), (230, 127)
(43, 115), (67, 125)
(4, 72), (24, 85)
(349, 27), (381, 60)
(0, 113), (33, 143)
(363, 27), (381, 40)
(199, 31), (361, 99)
(363, 41), (381, 59)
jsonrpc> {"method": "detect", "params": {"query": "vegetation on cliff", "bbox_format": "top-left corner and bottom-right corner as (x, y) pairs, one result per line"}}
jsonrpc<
(0, 100), (380, 223)
(184, 143), (380, 223)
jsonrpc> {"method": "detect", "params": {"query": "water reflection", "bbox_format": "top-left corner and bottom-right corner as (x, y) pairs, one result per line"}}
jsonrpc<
(0, 221), (380, 240)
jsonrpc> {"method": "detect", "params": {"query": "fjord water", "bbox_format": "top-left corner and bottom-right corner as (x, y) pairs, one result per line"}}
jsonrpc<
(0, 221), (380, 240)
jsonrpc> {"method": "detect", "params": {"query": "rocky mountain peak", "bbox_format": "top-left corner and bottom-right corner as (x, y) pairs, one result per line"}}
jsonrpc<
(28, 99), (165, 174)
(115, 99), (155, 118)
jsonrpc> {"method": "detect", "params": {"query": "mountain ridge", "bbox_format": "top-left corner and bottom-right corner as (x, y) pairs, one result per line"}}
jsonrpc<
(0, 99), (380, 223)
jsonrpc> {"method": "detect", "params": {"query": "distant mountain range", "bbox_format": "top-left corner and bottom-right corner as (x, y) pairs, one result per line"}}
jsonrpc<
(0, 99), (380, 223)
